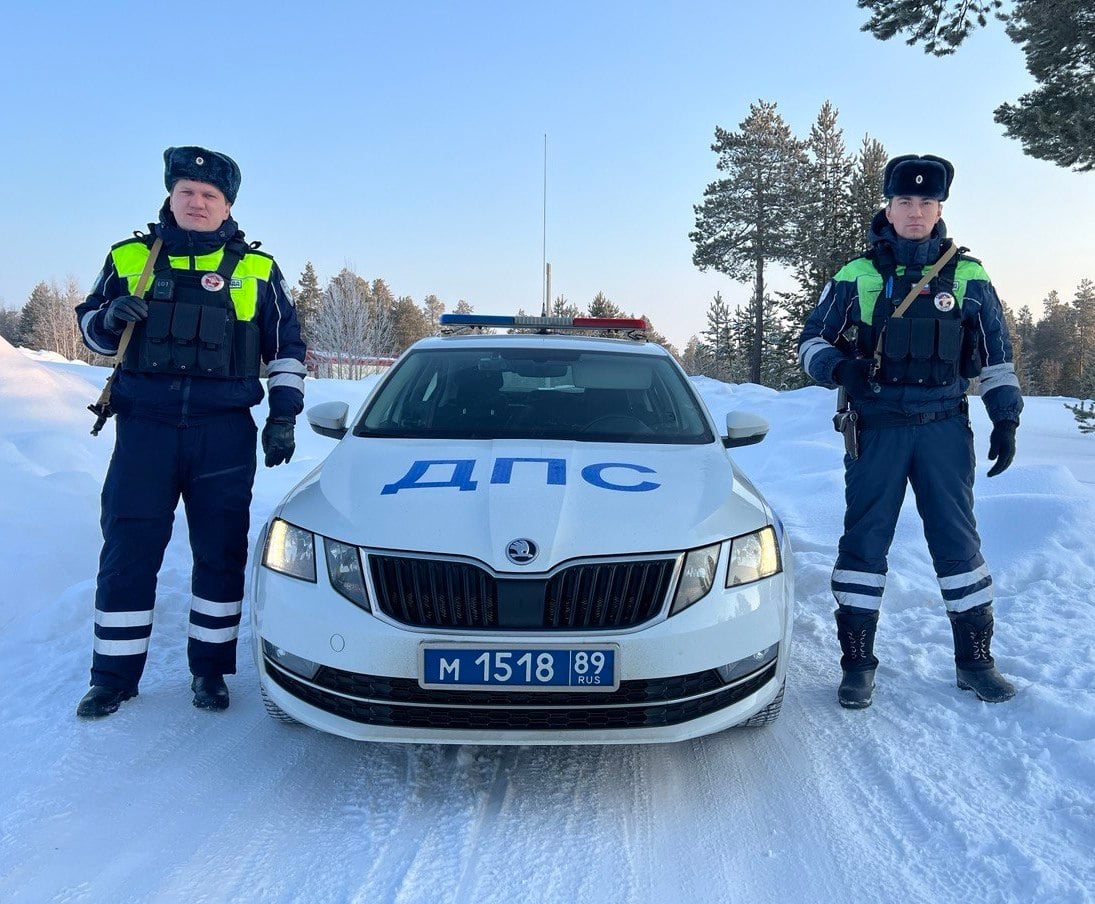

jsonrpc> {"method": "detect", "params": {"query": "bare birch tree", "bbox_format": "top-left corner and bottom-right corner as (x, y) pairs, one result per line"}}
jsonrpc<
(309, 268), (395, 379)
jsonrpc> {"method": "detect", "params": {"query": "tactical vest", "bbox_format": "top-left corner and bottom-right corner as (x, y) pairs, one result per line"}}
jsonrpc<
(111, 237), (268, 379)
(843, 243), (982, 387)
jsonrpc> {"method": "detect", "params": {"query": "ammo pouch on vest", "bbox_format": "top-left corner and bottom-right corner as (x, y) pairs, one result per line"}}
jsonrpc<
(124, 241), (259, 379)
(879, 317), (962, 386)
(870, 240), (978, 388)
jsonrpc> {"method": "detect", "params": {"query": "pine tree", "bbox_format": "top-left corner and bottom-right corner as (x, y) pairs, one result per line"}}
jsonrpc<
(19, 282), (53, 348)
(785, 105), (882, 336)
(995, 1), (1094, 172)
(0, 306), (19, 345)
(1028, 290), (1077, 395)
(858, 0), (1004, 53)
(422, 294), (445, 334)
(848, 135), (889, 249)
(20, 279), (89, 361)
(588, 292), (623, 319)
(691, 100), (809, 383)
(295, 262), (322, 344)
(1071, 279), (1095, 392)
(857, 0), (1093, 171)
(551, 295), (581, 319)
(797, 101), (856, 298)
(391, 295), (431, 353)
(1013, 304), (1037, 388)
(701, 292), (734, 382)
(680, 336), (705, 375)
(1064, 399), (1095, 434)
(454, 299), (474, 314)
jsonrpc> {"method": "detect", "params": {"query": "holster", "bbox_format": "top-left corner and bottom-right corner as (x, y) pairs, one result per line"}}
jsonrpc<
(832, 388), (859, 459)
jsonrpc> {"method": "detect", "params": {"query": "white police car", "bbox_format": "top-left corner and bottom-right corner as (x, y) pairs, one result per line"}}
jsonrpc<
(251, 314), (793, 744)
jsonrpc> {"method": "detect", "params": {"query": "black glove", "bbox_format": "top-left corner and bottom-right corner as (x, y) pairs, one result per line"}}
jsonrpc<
(262, 416), (295, 467)
(102, 295), (149, 334)
(832, 358), (875, 398)
(987, 420), (1017, 477)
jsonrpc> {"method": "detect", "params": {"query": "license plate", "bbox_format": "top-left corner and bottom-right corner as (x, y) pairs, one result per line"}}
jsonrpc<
(419, 643), (619, 692)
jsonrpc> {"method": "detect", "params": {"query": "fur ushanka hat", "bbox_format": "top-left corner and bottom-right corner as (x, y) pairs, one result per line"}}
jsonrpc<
(163, 146), (241, 203)
(883, 154), (954, 201)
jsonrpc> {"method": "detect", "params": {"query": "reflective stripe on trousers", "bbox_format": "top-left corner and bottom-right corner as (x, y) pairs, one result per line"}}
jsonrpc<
(831, 415), (992, 613)
(90, 412), (256, 690)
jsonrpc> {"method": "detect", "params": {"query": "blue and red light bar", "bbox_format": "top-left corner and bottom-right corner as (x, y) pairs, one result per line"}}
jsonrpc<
(439, 313), (648, 332)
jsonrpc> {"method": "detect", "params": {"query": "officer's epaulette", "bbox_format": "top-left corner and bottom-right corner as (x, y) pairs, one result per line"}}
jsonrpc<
(110, 230), (156, 252)
(831, 249), (876, 280)
(243, 243), (273, 260)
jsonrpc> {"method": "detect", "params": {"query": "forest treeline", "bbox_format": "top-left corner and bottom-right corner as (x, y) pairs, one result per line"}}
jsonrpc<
(2, 101), (1089, 403)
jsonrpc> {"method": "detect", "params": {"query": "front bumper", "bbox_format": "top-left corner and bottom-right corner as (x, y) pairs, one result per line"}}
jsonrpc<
(251, 535), (794, 745)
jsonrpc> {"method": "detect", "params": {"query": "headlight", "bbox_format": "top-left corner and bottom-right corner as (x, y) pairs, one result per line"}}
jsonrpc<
(324, 538), (370, 611)
(262, 518), (317, 582)
(726, 526), (781, 587)
(670, 543), (720, 615)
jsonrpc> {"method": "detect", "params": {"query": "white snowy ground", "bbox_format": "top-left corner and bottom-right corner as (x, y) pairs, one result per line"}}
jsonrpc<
(0, 336), (1092, 904)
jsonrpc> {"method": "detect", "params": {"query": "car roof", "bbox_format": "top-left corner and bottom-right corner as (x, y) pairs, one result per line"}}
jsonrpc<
(411, 333), (674, 357)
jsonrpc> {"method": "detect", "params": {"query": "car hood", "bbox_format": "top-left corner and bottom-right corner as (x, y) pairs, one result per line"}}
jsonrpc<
(277, 437), (771, 572)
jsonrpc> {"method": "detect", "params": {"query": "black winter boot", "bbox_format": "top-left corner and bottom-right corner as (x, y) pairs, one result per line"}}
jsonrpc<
(192, 675), (230, 711)
(77, 685), (137, 719)
(835, 605), (880, 709)
(948, 603), (1016, 702)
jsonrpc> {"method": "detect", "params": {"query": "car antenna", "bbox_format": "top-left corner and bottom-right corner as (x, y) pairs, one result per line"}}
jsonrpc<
(541, 133), (550, 318)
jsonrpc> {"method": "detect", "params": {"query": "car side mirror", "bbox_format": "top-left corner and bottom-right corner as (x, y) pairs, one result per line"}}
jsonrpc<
(723, 411), (768, 448)
(307, 401), (350, 440)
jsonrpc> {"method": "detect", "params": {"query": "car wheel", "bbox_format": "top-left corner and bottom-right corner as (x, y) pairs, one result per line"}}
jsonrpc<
(260, 685), (299, 725)
(737, 681), (785, 728)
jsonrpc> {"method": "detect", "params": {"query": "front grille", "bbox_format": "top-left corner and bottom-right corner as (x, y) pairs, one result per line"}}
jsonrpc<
(369, 556), (497, 628)
(368, 554), (677, 630)
(266, 661), (776, 731)
(544, 560), (675, 628)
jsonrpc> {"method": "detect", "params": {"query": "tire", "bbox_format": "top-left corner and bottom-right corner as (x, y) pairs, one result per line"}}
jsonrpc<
(737, 682), (785, 728)
(260, 685), (299, 725)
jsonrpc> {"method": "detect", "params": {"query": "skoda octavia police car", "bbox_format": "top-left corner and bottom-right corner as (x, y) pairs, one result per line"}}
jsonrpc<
(251, 314), (793, 744)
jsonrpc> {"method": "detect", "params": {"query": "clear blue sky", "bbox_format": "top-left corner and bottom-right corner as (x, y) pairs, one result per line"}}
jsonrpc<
(1, 1), (1091, 349)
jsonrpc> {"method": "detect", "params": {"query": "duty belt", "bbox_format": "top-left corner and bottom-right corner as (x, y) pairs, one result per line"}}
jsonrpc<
(857, 397), (968, 430)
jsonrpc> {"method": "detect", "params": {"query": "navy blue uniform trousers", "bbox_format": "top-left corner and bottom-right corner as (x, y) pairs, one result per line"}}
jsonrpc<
(831, 415), (994, 613)
(91, 411), (257, 691)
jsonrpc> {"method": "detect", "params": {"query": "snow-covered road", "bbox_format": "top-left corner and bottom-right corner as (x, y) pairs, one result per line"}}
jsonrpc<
(1, 343), (1092, 903)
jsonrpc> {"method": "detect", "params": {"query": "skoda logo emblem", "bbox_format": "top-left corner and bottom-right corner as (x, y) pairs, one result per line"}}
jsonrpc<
(506, 538), (538, 565)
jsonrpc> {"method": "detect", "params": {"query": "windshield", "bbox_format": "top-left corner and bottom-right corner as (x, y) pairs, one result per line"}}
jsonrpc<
(355, 347), (714, 444)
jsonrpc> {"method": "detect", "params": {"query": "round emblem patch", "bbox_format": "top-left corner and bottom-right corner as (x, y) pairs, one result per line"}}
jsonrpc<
(201, 273), (225, 292)
(934, 291), (956, 312)
(505, 538), (538, 565)
(915, 174), (924, 184)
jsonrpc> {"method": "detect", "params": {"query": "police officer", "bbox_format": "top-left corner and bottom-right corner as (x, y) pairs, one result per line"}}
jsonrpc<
(74, 146), (307, 718)
(798, 154), (1022, 709)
